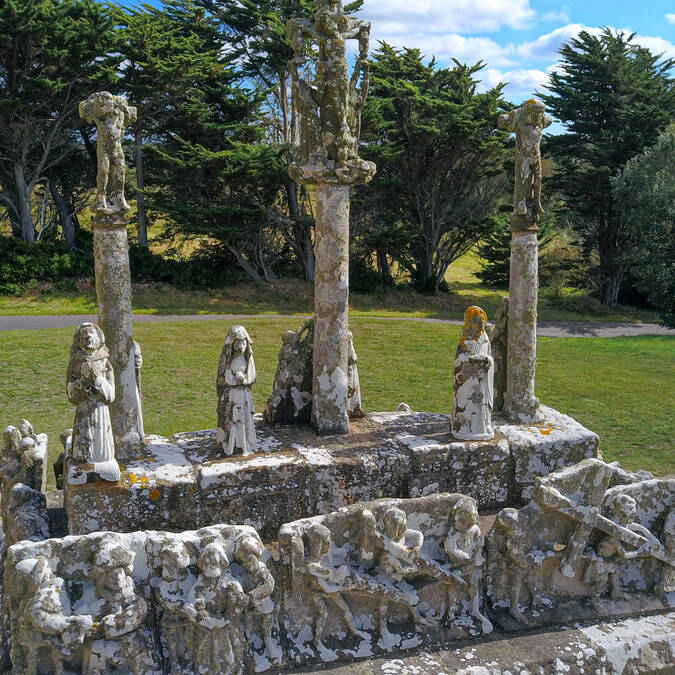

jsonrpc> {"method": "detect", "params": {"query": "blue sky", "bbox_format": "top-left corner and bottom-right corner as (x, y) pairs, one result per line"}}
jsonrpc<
(354, 0), (675, 102)
(127, 0), (675, 103)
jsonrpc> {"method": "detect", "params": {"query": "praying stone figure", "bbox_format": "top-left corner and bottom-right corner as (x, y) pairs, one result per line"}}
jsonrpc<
(185, 542), (249, 673)
(217, 325), (257, 456)
(79, 92), (137, 214)
(287, 0), (375, 184)
(451, 306), (494, 441)
(498, 99), (552, 226)
(84, 542), (156, 674)
(14, 557), (93, 675)
(155, 540), (193, 673)
(66, 322), (120, 482)
(233, 534), (282, 665)
(442, 497), (492, 632)
(133, 341), (145, 443)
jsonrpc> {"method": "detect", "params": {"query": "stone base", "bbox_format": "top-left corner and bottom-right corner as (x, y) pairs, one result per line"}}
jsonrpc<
(65, 406), (599, 539)
(299, 612), (675, 674)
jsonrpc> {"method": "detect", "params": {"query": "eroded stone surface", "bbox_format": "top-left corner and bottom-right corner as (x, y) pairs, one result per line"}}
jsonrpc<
(65, 408), (600, 540)
(278, 493), (492, 667)
(6, 524), (278, 674)
(488, 296), (508, 413)
(485, 458), (674, 630)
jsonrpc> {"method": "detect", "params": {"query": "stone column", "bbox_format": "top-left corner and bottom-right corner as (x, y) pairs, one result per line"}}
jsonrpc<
(312, 184), (351, 434)
(498, 99), (552, 422)
(93, 214), (143, 456)
(80, 92), (142, 458)
(504, 230), (541, 420)
(287, 4), (375, 435)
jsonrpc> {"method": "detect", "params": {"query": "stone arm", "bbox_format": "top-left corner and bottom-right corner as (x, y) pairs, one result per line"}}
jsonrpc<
(534, 477), (578, 515)
(498, 111), (516, 133)
(101, 595), (147, 639)
(67, 377), (89, 405)
(248, 566), (275, 607)
(28, 599), (71, 635)
(91, 364), (115, 404)
(123, 105), (137, 128)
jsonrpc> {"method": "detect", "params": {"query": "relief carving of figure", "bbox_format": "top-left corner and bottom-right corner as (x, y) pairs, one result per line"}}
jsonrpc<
(216, 325), (257, 456)
(185, 542), (249, 673)
(498, 99), (552, 226)
(233, 534), (282, 664)
(347, 330), (364, 419)
(442, 497), (492, 632)
(15, 557), (93, 675)
(156, 541), (193, 673)
(451, 306), (494, 441)
(292, 523), (368, 649)
(66, 322), (119, 482)
(83, 543), (156, 674)
(133, 341), (145, 443)
(79, 91), (137, 214)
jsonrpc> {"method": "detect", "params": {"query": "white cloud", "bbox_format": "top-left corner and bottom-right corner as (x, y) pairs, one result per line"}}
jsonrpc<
(541, 6), (570, 24)
(372, 32), (515, 66)
(479, 67), (549, 99)
(666, 14), (675, 25)
(516, 23), (604, 60)
(633, 35), (675, 59)
(360, 0), (535, 35)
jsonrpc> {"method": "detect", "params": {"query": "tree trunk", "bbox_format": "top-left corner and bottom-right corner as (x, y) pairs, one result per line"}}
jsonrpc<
(602, 270), (623, 309)
(13, 165), (35, 243)
(135, 126), (148, 248)
(48, 178), (76, 247)
(227, 244), (263, 282)
(376, 245), (394, 286)
(284, 180), (315, 282)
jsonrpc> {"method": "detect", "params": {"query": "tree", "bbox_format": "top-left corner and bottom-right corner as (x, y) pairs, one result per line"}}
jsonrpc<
(0, 0), (116, 242)
(540, 28), (675, 307)
(611, 124), (675, 326)
(355, 44), (511, 293)
(115, 0), (227, 248)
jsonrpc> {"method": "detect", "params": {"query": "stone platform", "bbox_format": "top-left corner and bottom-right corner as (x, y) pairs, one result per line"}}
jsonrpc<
(65, 406), (599, 539)
(301, 612), (675, 674)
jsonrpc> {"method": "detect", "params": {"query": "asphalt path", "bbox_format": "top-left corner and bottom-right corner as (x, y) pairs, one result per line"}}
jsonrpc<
(0, 313), (671, 337)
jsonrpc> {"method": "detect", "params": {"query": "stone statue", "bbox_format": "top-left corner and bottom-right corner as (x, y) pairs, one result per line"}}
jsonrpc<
(216, 325), (257, 456)
(442, 497), (492, 632)
(264, 318), (364, 424)
(66, 322), (119, 482)
(14, 557), (93, 675)
(84, 542), (156, 674)
(498, 99), (552, 228)
(658, 508), (675, 600)
(486, 459), (674, 628)
(451, 306), (494, 441)
(287, 0), (375, 184)
(347, 330), (364, 418)
(155, 540), (193, 673)
(79, 92), (137, 214)
(185, 542), (249, 673)
(233, 534), (282, 664)
(133, 341), (145, 443)
(5, 484), (50, 548)
(292, 523), (368, 649)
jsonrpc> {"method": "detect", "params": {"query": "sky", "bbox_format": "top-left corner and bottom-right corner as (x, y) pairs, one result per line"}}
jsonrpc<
(353, 0), (675, 103)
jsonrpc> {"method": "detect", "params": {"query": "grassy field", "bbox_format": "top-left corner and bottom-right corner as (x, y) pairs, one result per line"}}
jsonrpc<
(0, 278), (660, 323)
(1, 318), (672, 489)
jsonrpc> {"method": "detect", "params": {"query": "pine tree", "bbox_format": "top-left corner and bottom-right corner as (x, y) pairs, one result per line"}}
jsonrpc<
(540, 29), (675, 307)
(0, 0), (116, 242)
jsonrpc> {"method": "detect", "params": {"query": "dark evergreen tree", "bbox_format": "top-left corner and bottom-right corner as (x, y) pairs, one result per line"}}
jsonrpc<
(355, 44), (511, 293)
(0, 0), (116, 242)
(539, 28), (675, 307)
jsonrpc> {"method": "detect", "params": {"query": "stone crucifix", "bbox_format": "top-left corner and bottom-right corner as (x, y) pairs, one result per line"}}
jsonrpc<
(288, 0), (376, 434)
(80, 92), (144, 457)
(498, 99), (552, 421)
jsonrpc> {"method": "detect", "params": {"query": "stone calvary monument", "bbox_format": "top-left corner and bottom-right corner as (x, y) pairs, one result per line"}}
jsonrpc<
(0, 32), (673, 675)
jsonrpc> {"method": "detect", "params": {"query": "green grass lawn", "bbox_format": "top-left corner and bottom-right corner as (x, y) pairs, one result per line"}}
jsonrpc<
(1, 319), (672, 489)
(0, 278), (660, 324)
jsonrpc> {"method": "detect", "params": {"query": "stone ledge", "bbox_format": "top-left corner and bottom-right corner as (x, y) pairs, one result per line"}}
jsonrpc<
(298, 612), (675, 674)
(64, 407), (600, 539)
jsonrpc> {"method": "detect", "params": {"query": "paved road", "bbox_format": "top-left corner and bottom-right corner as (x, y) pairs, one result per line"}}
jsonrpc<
(0, 313), (671, 337)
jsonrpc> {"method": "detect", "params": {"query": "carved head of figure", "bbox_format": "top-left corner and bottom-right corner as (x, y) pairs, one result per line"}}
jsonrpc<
(234, 534), (264, 573)
(160, 541), (191, 580)
(198, 542), (229, 579)
(606, 493), (638, 527)
(3, 425), (22, 460)
(460, 306), (488, 347)
(93, 542), (134, 591)
(67, 322), (109, 386)
(224, 325), (253, 359)
(382, 507), (407, 541)
(452, 497), (479, 533)
(521, 98), (549, 128)
(27, 555), (54, 589)
(305, 523), (332, 561)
